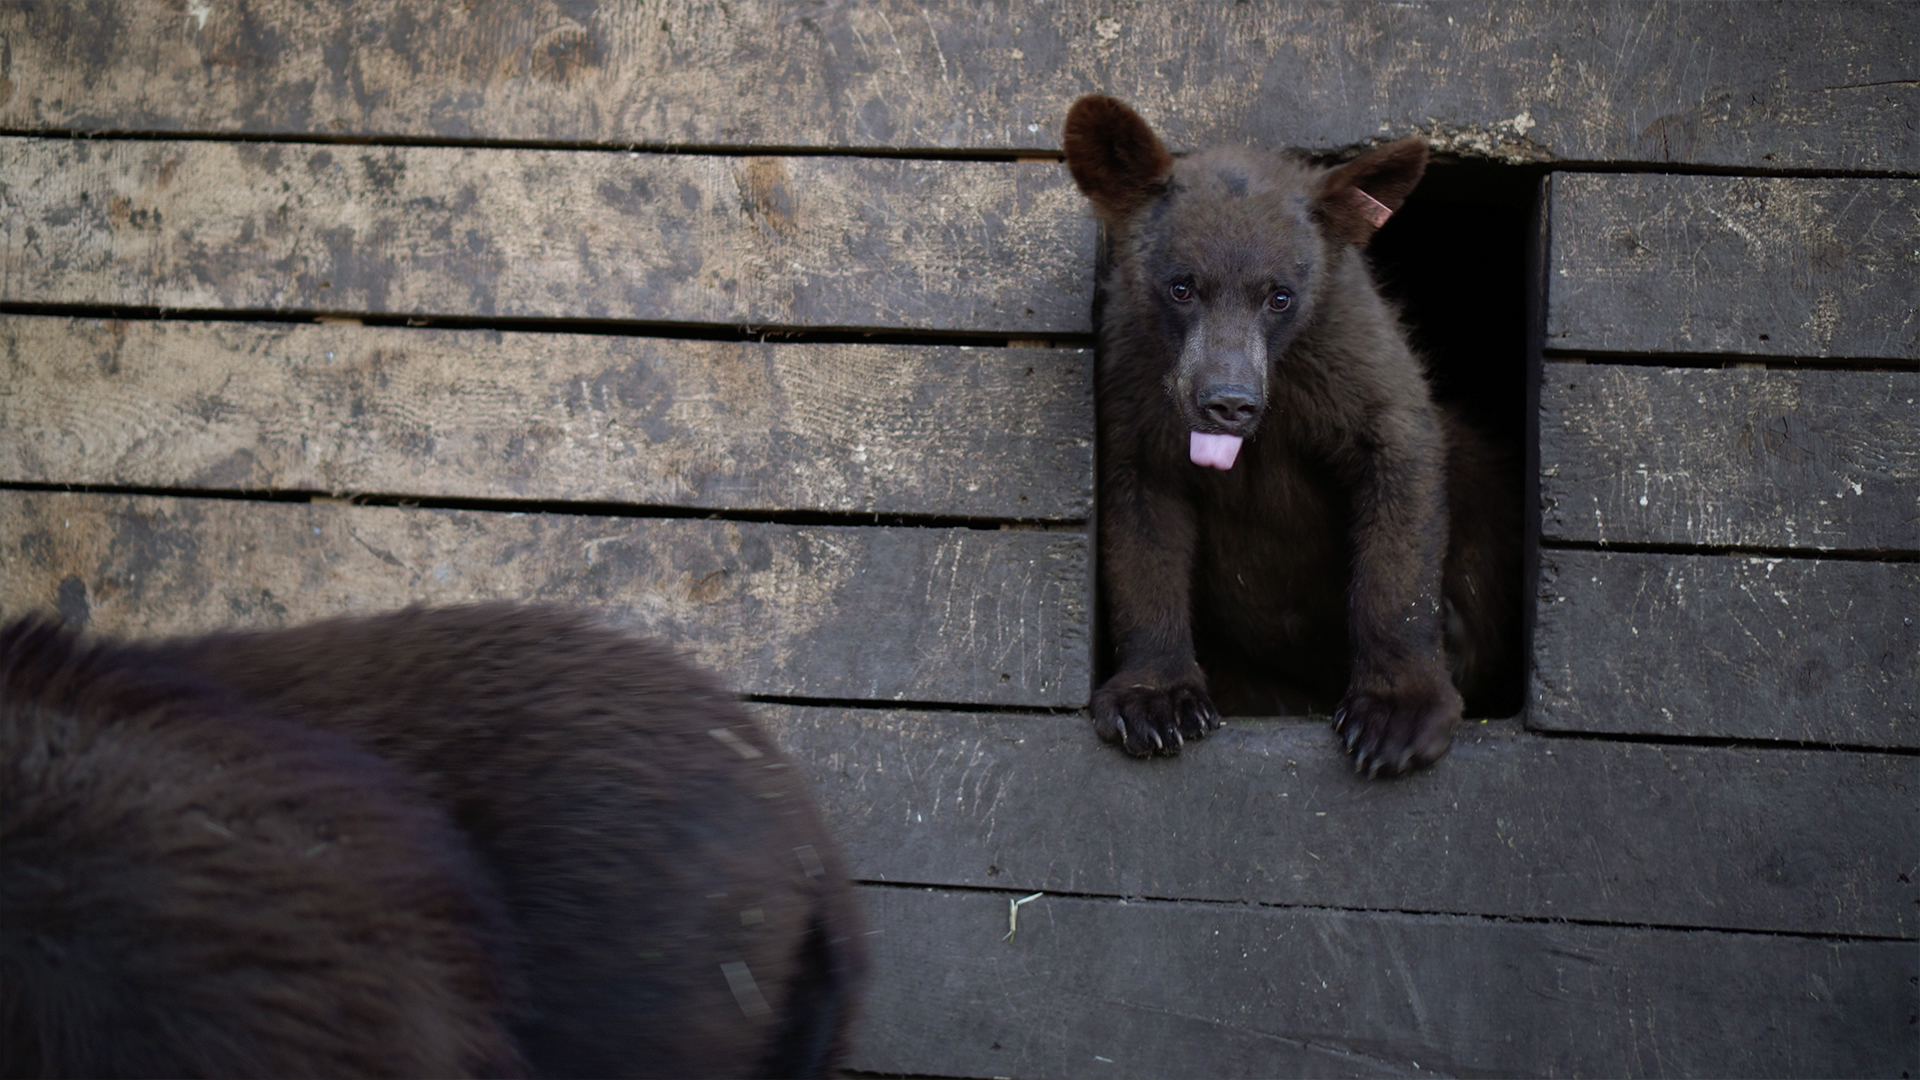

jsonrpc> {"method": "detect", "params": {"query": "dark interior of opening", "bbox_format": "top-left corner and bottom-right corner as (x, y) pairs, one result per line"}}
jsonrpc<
(1368, 159), (1535, 459)
(1364, 158), (1538, 718)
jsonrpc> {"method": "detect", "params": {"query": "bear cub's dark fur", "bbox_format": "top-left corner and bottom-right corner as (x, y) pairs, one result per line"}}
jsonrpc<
(0, 604), (864, 1078)
(1064, 95), (1519, 775)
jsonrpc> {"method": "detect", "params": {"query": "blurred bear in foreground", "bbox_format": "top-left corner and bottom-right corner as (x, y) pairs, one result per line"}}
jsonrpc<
(0, 604), (864, 1078)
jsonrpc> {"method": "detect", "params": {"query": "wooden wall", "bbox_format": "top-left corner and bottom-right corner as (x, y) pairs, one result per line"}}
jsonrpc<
(1, 3), (1914, 1076)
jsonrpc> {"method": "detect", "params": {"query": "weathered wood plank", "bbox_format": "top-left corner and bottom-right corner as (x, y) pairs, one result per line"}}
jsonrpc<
(847, 885), (1915, 1079)
(1532, 549), (1919, 747)
(759, 708), (1917, 938)
(0, 491), (1090, 706)
(0, 138), (1091, 333)
(1540, 364), (1920, 551)
(0, 316), (1092, 519)
(1547, 174), (1920, 360)
(2, 2), (1913, 172)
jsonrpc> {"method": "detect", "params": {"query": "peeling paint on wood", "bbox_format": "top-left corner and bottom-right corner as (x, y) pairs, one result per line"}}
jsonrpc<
(848, 885), (1915, 1079)
(1, 2), (1913, 171)
(0, 491), (1091, 706)
(760, 707), (1916, 937)
(0, 316), (1092, 518)
(1541, 364), (1920, 551)
(0, 138), (1092, 333)
(1533, 549), (1917, 746)
(1548, 174), (1920, 360)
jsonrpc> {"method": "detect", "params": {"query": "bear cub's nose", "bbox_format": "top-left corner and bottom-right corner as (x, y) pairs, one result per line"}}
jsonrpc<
(1201, 384), (1260, 430)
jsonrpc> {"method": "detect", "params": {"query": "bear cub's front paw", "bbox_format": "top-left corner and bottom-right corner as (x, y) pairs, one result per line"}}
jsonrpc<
(1334, 665), (1463, 777)
(1093, 674), (1221, 757)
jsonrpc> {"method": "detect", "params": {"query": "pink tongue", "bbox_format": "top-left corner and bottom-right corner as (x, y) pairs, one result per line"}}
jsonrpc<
(1189, 432), (1243, 470)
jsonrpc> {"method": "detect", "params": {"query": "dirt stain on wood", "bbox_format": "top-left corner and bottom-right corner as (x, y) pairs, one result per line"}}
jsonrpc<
(737, 157), (799, 240)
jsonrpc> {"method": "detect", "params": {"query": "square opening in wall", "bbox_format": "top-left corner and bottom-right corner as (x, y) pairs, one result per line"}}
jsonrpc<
(1090, 155), (1538, 726)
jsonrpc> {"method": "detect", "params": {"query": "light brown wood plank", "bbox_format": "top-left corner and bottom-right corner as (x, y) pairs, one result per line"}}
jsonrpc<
(1540, 364), (1920, 551)
(0, 138), (1092, 333)
(1, 2), (1912, 172)
(1532, 549), (1918, 746)
(0, 316), (1092, 519)
(847, 885), (1915, 1079)
(761, 708), (1917, 938)
(1547, 174), (1920, 360)
(0, 491), (1090, 707)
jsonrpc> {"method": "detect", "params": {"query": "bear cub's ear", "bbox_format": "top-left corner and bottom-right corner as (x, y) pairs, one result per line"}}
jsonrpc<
(1316, 137), (1429, 247)
(1063, 95), (1175, 222)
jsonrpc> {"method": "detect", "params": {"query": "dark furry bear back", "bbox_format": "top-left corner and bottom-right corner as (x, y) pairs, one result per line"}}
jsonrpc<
(144, 604), (868, 1079)
(0, 616), (524, 1079)
(1, 606), (866, 1078)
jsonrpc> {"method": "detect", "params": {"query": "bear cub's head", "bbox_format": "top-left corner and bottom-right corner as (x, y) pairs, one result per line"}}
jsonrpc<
(1063, 94), (1427, 471)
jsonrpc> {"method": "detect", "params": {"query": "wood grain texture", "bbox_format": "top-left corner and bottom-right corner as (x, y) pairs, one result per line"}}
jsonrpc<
(1547, 173), (1920, 360)
(0, 138), (1091, 333)
(0, 316), (1092, 519)
(1540, 364), (1920, 551)
(1532, 549), (1918, 747)
(846, 885), (1916, 1079)
(0, 491), (1090, 707)
(759, 708), (1917, 937)
(2, 1), (1913, 172)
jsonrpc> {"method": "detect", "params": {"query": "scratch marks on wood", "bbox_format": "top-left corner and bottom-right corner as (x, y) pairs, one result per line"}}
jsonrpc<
(847, 885), (1916, 1079)
(1541, 364), (1919, 550)
(0, 316), (1093, 518)
(1548, 174), (1919, 360)
(2, 3), (1913, 170)
(0, 138), (1092, 333)
(1533, 549), (1918, 745)
(0, 490), (1089, 706)
(763, 707), (1917, 935)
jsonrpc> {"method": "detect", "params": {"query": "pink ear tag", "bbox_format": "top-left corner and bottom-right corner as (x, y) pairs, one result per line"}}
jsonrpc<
(1350, 187), (1393, 228)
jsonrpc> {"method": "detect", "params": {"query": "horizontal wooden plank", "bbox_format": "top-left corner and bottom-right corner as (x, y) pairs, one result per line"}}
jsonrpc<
(1532, 549), (1919, 747)
(1540, 364), (1920, 551)
(848, 885), (1915, 1079)
(0, 138), (1092, 333)
(0, 316), (1092, 519)
(2, 2), (1913, 172)
(0, 491), (1090, 707)
(760, 708), (1917, 938)
(1547, 174), (1920, 360)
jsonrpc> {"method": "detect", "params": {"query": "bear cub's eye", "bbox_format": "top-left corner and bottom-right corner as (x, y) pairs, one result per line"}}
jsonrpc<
(1266, 289), (1293, 313)
(1168, 281), (1195, 303)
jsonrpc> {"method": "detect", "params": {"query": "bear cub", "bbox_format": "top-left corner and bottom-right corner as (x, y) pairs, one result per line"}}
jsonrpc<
(1064, 95), (1519, 776)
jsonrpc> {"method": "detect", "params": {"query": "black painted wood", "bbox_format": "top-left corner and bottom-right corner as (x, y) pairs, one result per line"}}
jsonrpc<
(848, 885), (1917, 1079)
(760, 707), (1918, 937)
(1547, 174), (1920, 361)
(1532, 548), (1919, 747)
(0, 315), (1092, 520)
(0, 138), (1091, 334)
(1540, 364), (1920, 552)
(3, 2), (1913, 172)
(0, 491), (1092, 707)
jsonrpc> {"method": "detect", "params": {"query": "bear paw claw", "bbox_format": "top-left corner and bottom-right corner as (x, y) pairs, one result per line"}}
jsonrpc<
(1333, 673), (1462, 777)
(1093, 678), (1220, 757)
